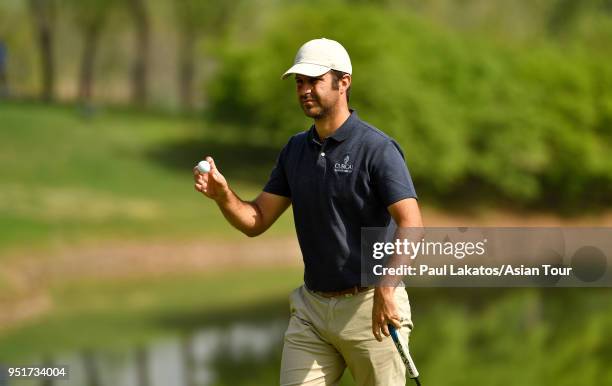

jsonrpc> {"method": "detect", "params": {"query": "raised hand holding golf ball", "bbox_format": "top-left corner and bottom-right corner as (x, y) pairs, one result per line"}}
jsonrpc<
(194, 157), (229, 201)
(196, 160), (211, 174)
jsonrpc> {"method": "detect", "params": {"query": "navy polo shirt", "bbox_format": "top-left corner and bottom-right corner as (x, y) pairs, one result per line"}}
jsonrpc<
(264, 111), (417, 291)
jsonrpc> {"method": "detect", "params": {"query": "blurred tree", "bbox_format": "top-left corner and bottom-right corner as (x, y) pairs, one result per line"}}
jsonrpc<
(548, 0), (612, 38)
(65, 0), (115, 104)
(127, 0), (150, 106)
(28, 0), (56, 102)
(209, 1), (612, 210)
(547, 0), (594, 36)
(173, 0), (231, 111)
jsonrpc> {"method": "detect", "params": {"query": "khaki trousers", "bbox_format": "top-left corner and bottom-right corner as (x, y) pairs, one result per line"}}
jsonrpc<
(280, 285), (413, 386)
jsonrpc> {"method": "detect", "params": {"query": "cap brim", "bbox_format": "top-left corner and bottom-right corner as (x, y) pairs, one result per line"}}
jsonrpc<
(281, 63), (330, 80)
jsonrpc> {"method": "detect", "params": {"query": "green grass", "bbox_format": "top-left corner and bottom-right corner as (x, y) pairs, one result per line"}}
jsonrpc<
(2, 102), (612, 385)
(0, 101), (295, 253)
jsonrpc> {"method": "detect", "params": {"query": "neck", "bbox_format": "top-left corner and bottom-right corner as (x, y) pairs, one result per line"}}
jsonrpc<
(314, 106), (351, 140)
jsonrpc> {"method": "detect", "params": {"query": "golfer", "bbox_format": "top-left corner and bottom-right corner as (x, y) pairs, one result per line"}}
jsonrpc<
(194, 38), (423, 386)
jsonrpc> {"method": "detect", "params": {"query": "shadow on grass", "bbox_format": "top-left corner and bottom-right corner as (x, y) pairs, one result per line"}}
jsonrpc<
(147, 137), (282, 186)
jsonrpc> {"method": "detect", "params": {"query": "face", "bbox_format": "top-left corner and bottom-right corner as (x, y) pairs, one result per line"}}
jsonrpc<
(295, 72), (341, 119)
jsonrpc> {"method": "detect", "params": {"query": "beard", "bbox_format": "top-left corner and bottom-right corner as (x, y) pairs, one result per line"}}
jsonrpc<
(300, 97), (335, 119)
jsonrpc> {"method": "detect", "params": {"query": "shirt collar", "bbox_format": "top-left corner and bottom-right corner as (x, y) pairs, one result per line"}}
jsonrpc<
(308, 109), (357, 145)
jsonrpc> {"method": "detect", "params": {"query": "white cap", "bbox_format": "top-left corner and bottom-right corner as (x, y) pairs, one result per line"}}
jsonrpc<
(281, 38), (352, 79)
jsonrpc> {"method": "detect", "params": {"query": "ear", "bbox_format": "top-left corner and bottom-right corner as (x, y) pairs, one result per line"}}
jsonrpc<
(341, 74), (352, 93)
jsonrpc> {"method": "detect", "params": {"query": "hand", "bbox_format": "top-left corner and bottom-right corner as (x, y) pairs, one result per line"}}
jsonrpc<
(194, 156), (230, 202)
(372, 287), (402, 342)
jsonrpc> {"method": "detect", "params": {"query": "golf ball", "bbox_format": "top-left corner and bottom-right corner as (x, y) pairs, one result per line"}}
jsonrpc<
(196, 160), (211, 174)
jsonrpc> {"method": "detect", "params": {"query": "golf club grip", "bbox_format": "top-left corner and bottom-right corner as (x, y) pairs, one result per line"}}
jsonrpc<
(388, 324), (420, 383)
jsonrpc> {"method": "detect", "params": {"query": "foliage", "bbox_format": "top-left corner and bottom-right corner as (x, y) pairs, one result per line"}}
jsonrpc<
(1, 0), (611, 210)
(62, 0), (115, 30)
(208, 1), (612, 210)
(173, 0), (232, 36)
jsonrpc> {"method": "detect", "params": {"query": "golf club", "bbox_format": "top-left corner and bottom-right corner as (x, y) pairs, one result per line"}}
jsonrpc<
(388, 324), (421, 386)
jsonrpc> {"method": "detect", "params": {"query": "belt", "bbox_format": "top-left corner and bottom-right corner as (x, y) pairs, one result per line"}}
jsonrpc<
(311, 285), (372, 298)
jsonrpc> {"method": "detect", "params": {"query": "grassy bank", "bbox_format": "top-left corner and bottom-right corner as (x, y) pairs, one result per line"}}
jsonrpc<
(0, 101), (294, 254)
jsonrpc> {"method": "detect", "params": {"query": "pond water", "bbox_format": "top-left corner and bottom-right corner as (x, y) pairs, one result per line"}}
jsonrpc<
(3, 320), (288, 386)
(4, 288), (611, 386)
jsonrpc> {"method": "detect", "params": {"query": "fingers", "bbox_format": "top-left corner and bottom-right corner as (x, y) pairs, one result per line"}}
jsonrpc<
(206, 157), (228, 187)
(195, 181), (207, 192)
(372, 321), (382, 342)
(194, 178), (208, 192)
(206, 156), (216, 171)
(193, 167), (206, 187)
(381, 323), (391, 338)
(201, 156), (219, 181)
(194, 157), (212, 193)
(372, 315), (402, 342)
(193, 166), (209, 195)
(193, 166), (207, 189)
(372, 320), (401, 342)
(194, 156), (229, 200)
(388, 315), (402, 330)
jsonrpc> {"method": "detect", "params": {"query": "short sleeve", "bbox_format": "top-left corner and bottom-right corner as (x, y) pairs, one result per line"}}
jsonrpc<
(370, 140), (417, 207)
(263, 141), (291, 198)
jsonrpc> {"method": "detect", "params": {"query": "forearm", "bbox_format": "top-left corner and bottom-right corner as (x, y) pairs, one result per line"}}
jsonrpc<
(216, 189), (265, 237)
(378, 227), (424, 288)
(380, 199), (424, 288)
(374, 285), (395, 299)
(195, 157), (290, 237)
(372, 214), (423, 340)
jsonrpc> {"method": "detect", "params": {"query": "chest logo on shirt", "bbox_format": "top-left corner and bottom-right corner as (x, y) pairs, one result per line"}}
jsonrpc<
(334, 154), (354, 174)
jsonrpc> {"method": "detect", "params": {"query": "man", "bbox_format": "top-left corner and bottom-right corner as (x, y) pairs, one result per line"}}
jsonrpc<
(194, 38), (422, 386)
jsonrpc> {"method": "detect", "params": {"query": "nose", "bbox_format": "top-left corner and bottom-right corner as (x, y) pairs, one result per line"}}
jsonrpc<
(297, 85), (311, 98)
(297, 81), (313, 98)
